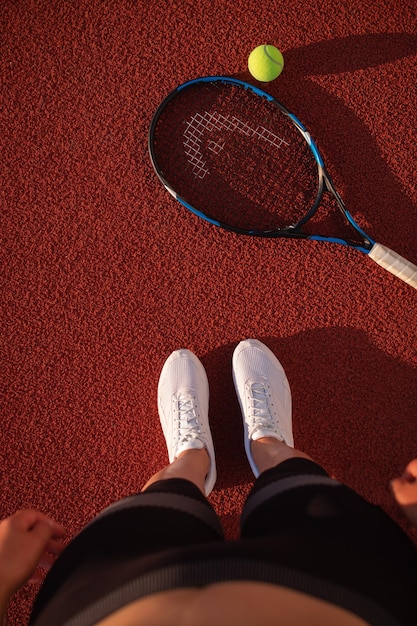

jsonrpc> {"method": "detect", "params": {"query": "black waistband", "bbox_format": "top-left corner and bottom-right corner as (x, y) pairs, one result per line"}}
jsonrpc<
(34, 552), (403, 626)
(32, 522), (417, 626)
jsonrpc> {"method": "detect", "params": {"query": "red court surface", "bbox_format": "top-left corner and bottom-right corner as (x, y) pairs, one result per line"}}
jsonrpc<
(1, 1), (416, 623)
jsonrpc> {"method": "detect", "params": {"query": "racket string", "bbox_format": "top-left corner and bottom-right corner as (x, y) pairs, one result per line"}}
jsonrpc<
(153, 82), (320, 231)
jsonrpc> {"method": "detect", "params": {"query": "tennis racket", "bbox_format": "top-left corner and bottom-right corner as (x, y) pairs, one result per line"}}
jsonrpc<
(148, 76), (417, 289)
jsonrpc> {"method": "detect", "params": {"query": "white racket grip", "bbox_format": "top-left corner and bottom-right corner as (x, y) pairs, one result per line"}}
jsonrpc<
(368, 243), (417, 289)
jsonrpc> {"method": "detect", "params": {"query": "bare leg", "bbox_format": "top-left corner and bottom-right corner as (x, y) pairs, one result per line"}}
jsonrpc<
(251, 437), (314, 475)
(141, 448), (210, 495)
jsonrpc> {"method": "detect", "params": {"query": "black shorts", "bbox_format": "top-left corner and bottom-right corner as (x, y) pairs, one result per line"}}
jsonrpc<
(30, 459), (417, 626)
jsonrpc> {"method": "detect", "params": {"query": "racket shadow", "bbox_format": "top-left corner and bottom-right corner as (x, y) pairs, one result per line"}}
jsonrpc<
(235, 32), (417, 261)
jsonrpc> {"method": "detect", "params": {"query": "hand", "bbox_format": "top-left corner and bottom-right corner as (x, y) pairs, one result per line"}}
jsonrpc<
(0, 509), (66, 600)
(391, 459), (417, 528)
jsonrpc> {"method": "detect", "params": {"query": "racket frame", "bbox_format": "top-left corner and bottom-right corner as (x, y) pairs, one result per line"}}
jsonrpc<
(148, 76), (375, 254)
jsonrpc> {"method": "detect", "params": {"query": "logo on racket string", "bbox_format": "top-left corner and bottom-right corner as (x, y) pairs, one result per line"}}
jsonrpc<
(183, 111), (289, 179)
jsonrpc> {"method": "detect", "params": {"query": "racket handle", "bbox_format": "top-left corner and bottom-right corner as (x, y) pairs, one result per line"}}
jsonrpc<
(369, 243), (417, 289)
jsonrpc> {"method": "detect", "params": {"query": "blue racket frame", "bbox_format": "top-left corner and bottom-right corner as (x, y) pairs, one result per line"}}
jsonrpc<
(149, 76), (375, 254)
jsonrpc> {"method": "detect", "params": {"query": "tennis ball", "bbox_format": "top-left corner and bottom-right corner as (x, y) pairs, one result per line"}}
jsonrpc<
(248, 45), (284, 82)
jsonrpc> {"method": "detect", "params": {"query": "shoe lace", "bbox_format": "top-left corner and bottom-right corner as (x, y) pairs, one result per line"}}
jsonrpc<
(175, 393), (203, 447)
(247, 382), (280, 439)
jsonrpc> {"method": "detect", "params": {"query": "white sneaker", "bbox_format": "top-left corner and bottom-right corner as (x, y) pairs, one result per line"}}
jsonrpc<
(232, 339), (294, 477)
(157, 349), (216, 496)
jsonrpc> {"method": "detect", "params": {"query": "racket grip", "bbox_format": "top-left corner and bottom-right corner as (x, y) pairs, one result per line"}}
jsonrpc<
(369, 243), (417, 289)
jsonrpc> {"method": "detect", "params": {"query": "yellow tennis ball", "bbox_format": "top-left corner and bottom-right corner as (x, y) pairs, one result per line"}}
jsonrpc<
(248, 45), (284, 82)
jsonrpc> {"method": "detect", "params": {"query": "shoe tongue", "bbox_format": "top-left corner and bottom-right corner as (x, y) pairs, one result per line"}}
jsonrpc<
(174, 392), (206, 458)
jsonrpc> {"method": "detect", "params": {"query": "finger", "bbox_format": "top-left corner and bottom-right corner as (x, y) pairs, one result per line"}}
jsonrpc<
(390, 477), (408, 499)
(30, 519), (59, 551)
(11, 510), (66, 537)
(37, 553), (57, 571)
(30, 517), (67, 544)
(45, 537), (67, 556)
(391, 479), (417, 505)
(391, 460), (417, 486)
(32, 516), (67, 539)
(46, 522), (67, 541)
(11, 509), (44, 530)
(404, 459), (417, 479)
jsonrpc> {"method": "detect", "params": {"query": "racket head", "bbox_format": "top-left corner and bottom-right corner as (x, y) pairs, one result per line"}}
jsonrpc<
(148, 76), (325, 237)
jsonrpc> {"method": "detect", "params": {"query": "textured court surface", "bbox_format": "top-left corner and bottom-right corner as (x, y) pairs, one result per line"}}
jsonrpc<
(1, 2), (416, 622)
